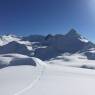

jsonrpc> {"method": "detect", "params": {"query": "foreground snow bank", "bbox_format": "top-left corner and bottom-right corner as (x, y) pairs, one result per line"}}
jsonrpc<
(0, 53), (45, 68)
(0, 55), (46, 95)
(0, 66), (43, 95)
(1, 55), (95, 95)
(21, 64), (95, 95)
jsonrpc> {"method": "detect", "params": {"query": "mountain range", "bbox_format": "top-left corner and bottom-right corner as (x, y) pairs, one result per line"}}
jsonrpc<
(0, 29), (95, 61)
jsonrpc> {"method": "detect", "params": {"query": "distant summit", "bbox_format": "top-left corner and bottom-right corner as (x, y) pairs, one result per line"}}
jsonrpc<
(33, 29), (95, 60)
(65, 29), (81, 38)
(0, 29), (95, 60)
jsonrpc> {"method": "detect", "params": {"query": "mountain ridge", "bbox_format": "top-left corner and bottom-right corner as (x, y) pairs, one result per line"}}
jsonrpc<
(0, 29), (95, 60)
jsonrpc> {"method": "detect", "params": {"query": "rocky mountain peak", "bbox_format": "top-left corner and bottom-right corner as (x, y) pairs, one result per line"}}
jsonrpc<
(65, 29), (81, 38)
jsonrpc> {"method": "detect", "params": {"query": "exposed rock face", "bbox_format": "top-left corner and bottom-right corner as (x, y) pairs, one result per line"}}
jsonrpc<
(0, 41), (30, 55)
(0, 29), (95, 61)
(34, 29), (95, 60)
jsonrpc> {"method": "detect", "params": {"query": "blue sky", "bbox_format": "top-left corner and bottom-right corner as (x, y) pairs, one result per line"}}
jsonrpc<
(0, 0), (95, 42)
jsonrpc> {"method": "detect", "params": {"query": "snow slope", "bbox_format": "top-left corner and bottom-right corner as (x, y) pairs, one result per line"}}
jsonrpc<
(1, 59), (95, 95)
(0, 66), (43, 95)
(0, 30), (95, 60)
(0, 53), (46, 68)
(0, 35), (32, 51)
(0, 57), (46, 95)
(16, 64), (95, 95)
(0, 30), (95, 95)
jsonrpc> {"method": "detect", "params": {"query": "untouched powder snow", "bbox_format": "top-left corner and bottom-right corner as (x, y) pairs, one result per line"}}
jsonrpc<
(1, 61), (95, 95)
(0, 66), (43, 95)
(20, 64), (95, 95)
(0, 53), (95, 95)
(0, 57), (46, 95)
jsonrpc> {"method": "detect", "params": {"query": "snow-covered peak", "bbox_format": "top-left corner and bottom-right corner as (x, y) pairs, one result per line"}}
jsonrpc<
(79, 36), (89, 43)
(0, 34), (33, 50)
(0, 34), (20, 46)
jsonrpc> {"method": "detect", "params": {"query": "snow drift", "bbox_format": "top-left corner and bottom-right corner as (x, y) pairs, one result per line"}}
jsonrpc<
(0, 53), (45, 68)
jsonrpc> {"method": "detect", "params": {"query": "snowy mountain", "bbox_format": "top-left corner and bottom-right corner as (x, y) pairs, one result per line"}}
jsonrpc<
(1, 30), (95, 95)
(0, 41), (31, 55)
(0, 35), (44, 68)
(0, 34), (33, 51)
(0, 53), (46, 69)
(0, 29), (95, 61)
(33, 29), (95, 60)
(0, 34), (20, 45)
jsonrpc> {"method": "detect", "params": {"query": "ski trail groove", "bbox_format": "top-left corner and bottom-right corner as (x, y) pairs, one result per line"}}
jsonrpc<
(13, 65), (45, 95)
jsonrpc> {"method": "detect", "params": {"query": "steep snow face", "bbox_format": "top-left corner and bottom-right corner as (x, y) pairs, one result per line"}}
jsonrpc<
(0, 35), (32, 51)
(79, 36), (89, 43)
(0, 35), (20, 46)
(0, 35), (26, 45)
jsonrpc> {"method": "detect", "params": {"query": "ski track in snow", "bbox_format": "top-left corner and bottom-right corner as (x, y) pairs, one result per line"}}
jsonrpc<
(13, 64), (95, 95)
(13, 65), (45, 95)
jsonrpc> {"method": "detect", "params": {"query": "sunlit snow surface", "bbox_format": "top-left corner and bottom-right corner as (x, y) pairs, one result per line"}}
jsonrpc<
(0, 66), (43, 95)
(0, 35), (32, 50)
(0, 54), (95, 95)
(22, 64), (95, 95)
